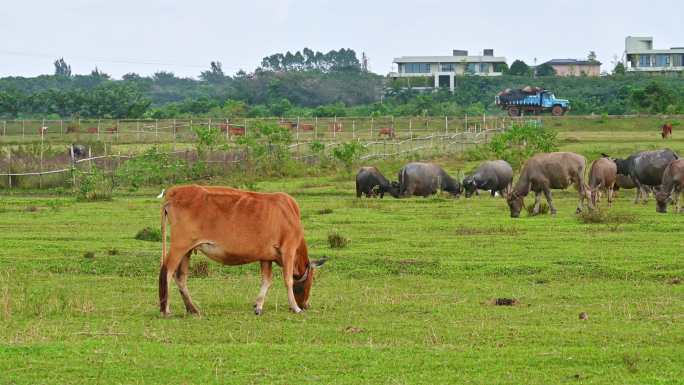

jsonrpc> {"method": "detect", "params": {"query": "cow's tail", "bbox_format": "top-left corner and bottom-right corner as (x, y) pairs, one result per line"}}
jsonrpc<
(160, 203), (168, 267)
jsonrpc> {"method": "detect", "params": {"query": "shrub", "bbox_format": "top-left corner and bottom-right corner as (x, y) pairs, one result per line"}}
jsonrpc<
(190, 260), (210, 278)
(115, 146), (187, 189)
(489, 122), (558, 169)
(328, 231), (349, 249)
(331, 142), (366, 172)
(577, 208), (637, 225)
(135, 227), (162, 242)
(76, 168), (113, 201)
(83, 251), (95, 259)
(317, 208), (333, 215)
(525, 202), (549, 216)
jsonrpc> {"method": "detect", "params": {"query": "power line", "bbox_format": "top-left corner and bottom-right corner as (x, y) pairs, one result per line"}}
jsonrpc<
(0, 50), (208, 69)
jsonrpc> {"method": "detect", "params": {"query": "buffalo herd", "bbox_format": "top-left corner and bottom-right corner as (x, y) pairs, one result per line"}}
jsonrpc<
(356, 148), (682, 216)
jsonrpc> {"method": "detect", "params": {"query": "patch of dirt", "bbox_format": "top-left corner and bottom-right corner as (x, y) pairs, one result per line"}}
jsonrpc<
(490, 298), (519, 306)
(344, 326), (364, 334)
(667, 277), (682, 285)
(455, 225), (523, 236)
(579, 312), (589, 320)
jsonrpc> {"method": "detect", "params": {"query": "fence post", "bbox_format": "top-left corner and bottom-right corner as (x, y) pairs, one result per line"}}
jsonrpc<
(465, 114), (468, 133)
(40, 122), (44, 188)
(60, 120), (64, 136)
(333, 116), (337, 140)
(174, 119), (178, 151)
(352, 120), (356, 139)
(7, 149), (11, 189)
(97, 119), (101, 139)
(244, 118), (248, 136)
(296, 116), (300, 142)
(70, 145), (76, 191)
(2, 120), (5, 136)
(314, 116), (318, 140)
(22, 120), (25, 138)
(155, 119), (159, 141)
(370, 117), (374, 138)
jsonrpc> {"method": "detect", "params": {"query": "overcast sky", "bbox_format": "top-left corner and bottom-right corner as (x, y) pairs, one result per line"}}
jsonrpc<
(1, 0), (681, 79)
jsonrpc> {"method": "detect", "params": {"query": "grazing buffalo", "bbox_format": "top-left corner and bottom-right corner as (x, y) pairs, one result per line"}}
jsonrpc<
(398, 162), (461, 197)
(378, 127), (396, 139)
(159, 185), (327, 316)
(462, 160), (513, 198)
(662, 123), (673, 139)
(655, 159), (684, 213)
(70, 144), (87, 159)
(506, 152), (590, 218)
(614, 174), (653, 201)
(613, 149), (679, 203)
(355, 166), (400, 198)
(588, 157), (617, 207)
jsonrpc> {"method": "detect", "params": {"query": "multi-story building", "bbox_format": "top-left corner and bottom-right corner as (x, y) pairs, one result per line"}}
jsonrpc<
(542, 59), (601, 77)
(625, 36), (684, 73)
(389, 49), (507, 91)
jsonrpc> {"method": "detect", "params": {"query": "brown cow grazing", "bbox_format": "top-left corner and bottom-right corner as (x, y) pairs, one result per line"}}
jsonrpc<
(662, 123), (673, 139)
(87, 127), (98, 134)
(655, 159), (684, 213)
(588, 157), (617, 207)
(299, 124), (314, 132)
(378, 127), (396, 139)
(506, 152), (591, 217)
(228, 125), (245, 136)
(159, 185), (326, 316)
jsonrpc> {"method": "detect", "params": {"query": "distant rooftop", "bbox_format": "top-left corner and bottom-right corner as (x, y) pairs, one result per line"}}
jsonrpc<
(545, 59), (602, 66)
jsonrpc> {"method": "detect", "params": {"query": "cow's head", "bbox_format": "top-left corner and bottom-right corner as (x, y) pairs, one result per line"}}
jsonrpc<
(613, 158), (629, 175)
(384, 181), (401, 198)
(462, 176), (477, 198)
(655, 191), (670, 213)
(506, 191), (525, 218)
(293, 257), (327, 309)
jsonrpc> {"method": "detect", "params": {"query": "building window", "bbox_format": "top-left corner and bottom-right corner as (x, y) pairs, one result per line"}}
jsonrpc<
(656, 54), (670, 67)
(480, 63), (490, 73)
(440, 63), (455, 72)
(403, 63), (431, 73)
(674, 54), (683, 67)
(639, 55), (651, 67)
(466, 63), (478, 74)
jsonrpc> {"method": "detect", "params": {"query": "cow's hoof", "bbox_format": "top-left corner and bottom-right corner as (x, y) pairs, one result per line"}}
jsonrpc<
(290, 307), (303, 314)
(160, 311), (171, 318)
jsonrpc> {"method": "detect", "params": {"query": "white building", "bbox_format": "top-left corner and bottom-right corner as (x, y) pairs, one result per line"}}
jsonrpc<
(389, 49), (507, 91)
(625, 36), (684, 73)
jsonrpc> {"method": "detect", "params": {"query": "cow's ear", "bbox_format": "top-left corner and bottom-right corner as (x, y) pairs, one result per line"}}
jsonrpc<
(312, 257), (328, 268)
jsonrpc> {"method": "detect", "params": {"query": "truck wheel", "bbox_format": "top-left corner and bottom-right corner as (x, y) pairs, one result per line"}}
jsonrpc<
(551, 105), (564, 116)
(508, 107), (520, 117)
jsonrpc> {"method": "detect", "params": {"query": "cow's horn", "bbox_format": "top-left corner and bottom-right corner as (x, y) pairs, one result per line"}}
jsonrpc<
(312, 256), (328, 268)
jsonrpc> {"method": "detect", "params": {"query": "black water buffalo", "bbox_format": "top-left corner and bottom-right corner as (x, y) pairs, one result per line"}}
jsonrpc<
(655, 159), (684, 213)
(613, 149), (679, 203)
(71, 144), (87, 159)
(462, 160), (513, 198)
(355, 166), (399, 198)
(398, 162), (461, 197)
(506, 152), (590, 217)
(614, 174), (653, 202)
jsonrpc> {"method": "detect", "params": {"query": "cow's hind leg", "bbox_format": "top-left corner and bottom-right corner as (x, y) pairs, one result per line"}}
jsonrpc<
(254, 261), (273, 316)
(174, 251), (200, 315)
(159, 246), (187, 316)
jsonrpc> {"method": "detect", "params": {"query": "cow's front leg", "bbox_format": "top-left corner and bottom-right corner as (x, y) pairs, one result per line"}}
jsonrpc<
(533, 191), (542, 214)
(254, 261), (273, 315)
(282, 254), (302, 313)
(543, 187), (557, 215)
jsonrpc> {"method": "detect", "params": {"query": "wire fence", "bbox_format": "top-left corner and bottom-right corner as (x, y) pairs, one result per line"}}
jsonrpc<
(0, 115), (514, 145)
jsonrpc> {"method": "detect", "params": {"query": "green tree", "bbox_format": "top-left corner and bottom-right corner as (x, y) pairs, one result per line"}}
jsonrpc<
(508, 60), (532, 76)
(588, 51), (598, 63)
(200, 61), (226, 83)
(535, 63), (556, 77)
(54, 58), (71, 77)
(613, 62), (626, 76)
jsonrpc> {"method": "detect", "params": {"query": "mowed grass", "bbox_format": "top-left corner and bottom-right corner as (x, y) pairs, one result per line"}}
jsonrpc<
(1, 127), (684, 384)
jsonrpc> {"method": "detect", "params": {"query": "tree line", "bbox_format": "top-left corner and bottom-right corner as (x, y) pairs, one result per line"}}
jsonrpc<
(1, 51), (683, 119)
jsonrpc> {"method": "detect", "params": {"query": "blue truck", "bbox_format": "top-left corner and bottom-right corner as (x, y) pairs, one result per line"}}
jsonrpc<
(495, 87), (570, 117)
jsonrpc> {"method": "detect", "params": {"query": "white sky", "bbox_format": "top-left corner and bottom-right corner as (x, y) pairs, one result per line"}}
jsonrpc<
(0, 0), (682, 79)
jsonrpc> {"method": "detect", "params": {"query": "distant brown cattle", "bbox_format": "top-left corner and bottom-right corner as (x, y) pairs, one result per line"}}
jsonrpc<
(38, 126), (48, 135)
(279, 121), (295, 130)
(661, 123), (673, 138)
(330, 122), (343, 132)
(378, 127), (395, 139)
(217, 123), (229, 132)
(87, 127), (98, 134)
(299, 124), (314, 132)
(159, 185), (326, 316)
(107, 125), (118, 133)
(228, 125), (245, 136)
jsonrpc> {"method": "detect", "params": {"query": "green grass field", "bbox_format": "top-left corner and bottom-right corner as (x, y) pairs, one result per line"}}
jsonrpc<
(1, 121), (683, 384)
